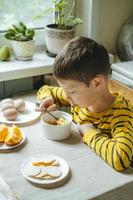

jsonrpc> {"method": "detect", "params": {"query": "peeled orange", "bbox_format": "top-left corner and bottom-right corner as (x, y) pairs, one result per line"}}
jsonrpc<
(0, 124), (8, 143)
(5, 125), (23, 145)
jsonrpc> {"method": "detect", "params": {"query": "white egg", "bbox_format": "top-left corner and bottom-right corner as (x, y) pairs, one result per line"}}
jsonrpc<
(1, 103), (15, 112)
(14, 99), (26, 112)
(3, 108), (17, 120)
(0, 99), (14, 107)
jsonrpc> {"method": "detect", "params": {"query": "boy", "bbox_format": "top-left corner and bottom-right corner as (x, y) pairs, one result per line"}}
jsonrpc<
(37, 37), (133, 171)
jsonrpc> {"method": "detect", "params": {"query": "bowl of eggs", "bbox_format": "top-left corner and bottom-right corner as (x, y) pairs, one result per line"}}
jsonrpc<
(41, 111), (72, 141)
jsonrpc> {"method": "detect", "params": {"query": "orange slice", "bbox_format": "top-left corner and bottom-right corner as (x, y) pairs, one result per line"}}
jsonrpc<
(5, 125), (23, 145)
(0, 124), (8, 143)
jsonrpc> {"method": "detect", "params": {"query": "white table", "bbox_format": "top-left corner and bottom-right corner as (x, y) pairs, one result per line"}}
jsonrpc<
(0, 94), (133, 200)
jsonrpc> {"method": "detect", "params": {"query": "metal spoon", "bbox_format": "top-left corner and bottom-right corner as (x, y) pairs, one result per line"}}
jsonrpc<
(36, 102), (58, 120)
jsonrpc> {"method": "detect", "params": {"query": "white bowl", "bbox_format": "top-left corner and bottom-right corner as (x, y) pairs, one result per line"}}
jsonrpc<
(41, 111), (72, 141)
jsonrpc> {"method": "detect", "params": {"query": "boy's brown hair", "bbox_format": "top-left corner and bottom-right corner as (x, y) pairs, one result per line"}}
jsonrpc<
(53, 37), (110, 86)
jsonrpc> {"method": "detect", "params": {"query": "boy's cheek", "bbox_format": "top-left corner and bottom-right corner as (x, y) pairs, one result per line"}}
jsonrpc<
(64, 92), (67, 99)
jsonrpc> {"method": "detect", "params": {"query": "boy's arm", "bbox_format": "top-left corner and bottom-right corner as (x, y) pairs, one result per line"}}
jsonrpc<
(37, 85), (70, 106)
(82, 111), (133, 171)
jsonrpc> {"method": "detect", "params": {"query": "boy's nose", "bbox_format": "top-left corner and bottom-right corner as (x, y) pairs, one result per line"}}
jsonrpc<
(65, 91), (74, 104)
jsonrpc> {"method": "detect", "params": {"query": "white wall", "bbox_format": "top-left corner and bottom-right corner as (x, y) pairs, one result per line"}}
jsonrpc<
(76, 0), (133, 53)
(99, 0), (133, 53)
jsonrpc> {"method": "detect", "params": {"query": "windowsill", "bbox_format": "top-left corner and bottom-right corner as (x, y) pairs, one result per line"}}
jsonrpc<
(0, 48), (54, 82)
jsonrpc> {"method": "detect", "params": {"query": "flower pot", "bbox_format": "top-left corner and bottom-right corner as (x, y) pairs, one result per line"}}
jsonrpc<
(11, 40), (35, 60)
(45, 24), (75, 57)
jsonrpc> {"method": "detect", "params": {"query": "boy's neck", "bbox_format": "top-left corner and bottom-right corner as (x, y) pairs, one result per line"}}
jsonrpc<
(88, 90), (115, 113)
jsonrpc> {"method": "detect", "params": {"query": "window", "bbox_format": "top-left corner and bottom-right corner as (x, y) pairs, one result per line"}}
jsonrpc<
(0, 0), (54, 31)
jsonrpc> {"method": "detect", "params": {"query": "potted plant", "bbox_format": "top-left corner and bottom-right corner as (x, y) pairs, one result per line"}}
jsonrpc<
(35, 0), (82, 57)
(5, 22), (35, 60)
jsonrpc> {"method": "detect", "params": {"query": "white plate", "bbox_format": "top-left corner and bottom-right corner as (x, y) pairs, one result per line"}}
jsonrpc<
(0, 131), (26, 150)
(21, 155), (70, 188)
(0, 101), (41, 126)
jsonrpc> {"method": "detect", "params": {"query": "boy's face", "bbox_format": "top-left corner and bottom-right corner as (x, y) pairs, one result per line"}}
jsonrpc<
(57, 77), (103, 107)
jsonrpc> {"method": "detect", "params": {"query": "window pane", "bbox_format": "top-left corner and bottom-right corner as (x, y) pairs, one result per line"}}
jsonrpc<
(0, 0), (54, 31)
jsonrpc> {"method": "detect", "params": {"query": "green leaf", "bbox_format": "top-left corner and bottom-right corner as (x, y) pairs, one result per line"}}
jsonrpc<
(7, 29), (16, 35)
(12, 25), (20, 33)
(19, 22), (26, 30)
(72, 18), (82, 25)
(5, 33), (14, 40)
(27, 29), (35, 40)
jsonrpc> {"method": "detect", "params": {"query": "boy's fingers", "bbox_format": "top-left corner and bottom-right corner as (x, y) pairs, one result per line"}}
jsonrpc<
(35, 102), (46, 112)
(40, 100), (51, 109)
(35, 104), (56, 112)
(47, 104), (56, 111)
(35, 106), (45, 112)
(35, 98), (54, 111)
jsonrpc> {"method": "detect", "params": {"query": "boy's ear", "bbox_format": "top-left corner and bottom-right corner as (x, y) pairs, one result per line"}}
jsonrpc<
(91, 75), (103, 88)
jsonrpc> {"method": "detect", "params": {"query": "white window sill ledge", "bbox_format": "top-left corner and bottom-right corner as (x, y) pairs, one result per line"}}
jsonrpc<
(0, 49), (54, 82)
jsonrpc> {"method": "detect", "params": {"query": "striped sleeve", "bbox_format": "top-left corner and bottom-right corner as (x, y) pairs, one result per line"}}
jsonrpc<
(110, 107), (133, 170)
(83, 108), (133, 171)
(37, 85), (70, 106)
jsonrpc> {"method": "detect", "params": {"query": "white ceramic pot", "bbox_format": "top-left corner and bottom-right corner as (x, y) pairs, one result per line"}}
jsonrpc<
(41, 111), (72, 141)
(11, 40), (35, 60)
(45, 24), (75, 56)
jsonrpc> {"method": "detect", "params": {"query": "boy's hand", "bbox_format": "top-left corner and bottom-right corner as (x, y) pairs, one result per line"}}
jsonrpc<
(77, 123), (94, 137)
(35, 97), (56, 112)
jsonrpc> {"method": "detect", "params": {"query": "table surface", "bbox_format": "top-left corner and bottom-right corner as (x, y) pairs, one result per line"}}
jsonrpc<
(0, 94), (133, 200)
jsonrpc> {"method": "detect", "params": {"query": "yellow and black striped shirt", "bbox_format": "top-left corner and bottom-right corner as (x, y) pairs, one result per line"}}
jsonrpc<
(37, 85), (133, 171)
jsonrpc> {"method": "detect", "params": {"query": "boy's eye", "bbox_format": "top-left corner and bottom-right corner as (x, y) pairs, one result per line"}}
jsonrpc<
(69, 91), (75, 94)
